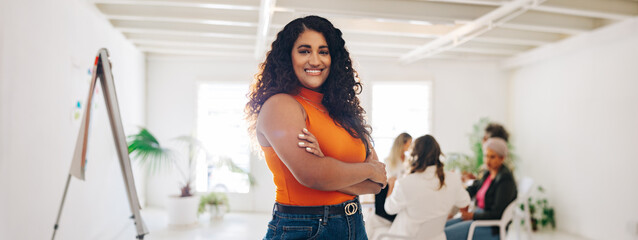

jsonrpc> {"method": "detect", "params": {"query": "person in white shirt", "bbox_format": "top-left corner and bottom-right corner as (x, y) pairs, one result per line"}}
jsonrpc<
(365, 132), (412, 239)
(384, 134), (471, 240)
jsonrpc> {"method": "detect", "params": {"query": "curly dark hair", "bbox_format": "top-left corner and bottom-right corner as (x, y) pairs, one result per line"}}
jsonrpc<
(485, 123), (509, 142)
(245, 15), (372, 151)
(410, 135), (445, 190)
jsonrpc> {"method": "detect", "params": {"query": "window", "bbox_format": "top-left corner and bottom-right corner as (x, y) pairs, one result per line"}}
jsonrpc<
(195, 83), (250, 193)
(371, 82), (432, 162)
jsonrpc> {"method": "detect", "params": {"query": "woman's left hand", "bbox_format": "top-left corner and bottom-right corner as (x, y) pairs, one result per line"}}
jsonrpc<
(461, 211), (474, 221)
(298, 128), (324, 157)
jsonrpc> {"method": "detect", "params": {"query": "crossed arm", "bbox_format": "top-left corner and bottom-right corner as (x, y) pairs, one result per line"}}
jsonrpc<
(299, 128), (385, 195)
(256, 94), (386, 194)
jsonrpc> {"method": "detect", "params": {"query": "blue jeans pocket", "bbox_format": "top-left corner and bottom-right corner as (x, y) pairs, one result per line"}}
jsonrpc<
(264, 223), (276, 239)
(282, 225), (314, 239)
(274, 214), (323, 240)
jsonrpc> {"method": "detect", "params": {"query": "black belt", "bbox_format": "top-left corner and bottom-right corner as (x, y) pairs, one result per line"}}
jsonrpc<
(274, 199), (360, 216)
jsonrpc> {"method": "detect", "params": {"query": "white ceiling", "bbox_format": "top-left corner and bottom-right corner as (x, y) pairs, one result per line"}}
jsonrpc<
(92, 0), (638, 63)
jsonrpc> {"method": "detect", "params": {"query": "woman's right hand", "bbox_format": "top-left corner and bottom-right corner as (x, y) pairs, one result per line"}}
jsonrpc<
(365, 149), (387, 188)
(297, 128), (324, 157)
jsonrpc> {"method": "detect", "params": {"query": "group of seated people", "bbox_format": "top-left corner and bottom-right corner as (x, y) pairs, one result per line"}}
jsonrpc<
(366, 123), (517, 240)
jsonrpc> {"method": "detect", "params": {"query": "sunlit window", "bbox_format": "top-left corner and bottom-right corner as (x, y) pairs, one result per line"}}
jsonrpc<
(195, 83), (250, 193)
(371, 82), (432, 161)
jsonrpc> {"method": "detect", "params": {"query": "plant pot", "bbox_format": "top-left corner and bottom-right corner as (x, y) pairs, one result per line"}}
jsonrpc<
(209, 205), (227, 220)
(167, 195), (199, 226)
(531, 218), (538, 232)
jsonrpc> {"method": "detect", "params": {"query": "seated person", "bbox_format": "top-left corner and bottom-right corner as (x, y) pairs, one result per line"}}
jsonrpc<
(483, 122), (509, 142)
(366, 133), (412, 238)
(383, 135), (471, 240)
(464, 122), (510, 182)
(445, 138), (517, 240)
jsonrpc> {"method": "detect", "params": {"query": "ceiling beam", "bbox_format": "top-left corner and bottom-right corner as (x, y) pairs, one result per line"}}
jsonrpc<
(400, 0), (544, 63)
(533, 0), (637, 20)
(474, 27), (565, 45)
(472, 36), (544, 46)
(326, 17), (461, 40)
(431, 52), (505, 60)
(117, 27), (256, 39)
(131, 39), (253, 50)
(123, 32), (256, 45)
(426, 0), (638, 20)
(110, 19), (256, 35)
(423, 0), (503, 7)
(105, 15), (256, 27)
(255, 0), (277, 59)
(500, 11), (599, 35)
(347, 42), (420, 50)
(138, 47), (253, 57)
(350, 51), (404, 58)
(95, 3), (259, 24)
(333, 26), (560, 48)
(276, 0), (593, 37)
(447, 46), (519, 56)
(92, 0), (259, 11)
(275, 0), (492, 24)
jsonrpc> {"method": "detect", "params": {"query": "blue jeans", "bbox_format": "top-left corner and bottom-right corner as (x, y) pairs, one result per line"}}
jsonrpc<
(263, 199), (367, 240)
(444, 209), (499, 240)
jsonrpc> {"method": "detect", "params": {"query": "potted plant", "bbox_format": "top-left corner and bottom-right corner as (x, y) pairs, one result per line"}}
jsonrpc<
(523, 186), (556, 231)
(127, 128), (205, 226)
(198, 192), (229, 220)
(445, 117), (518, 177)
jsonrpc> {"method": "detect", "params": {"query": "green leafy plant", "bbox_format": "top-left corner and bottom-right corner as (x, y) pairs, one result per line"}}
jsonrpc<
(198, 192), (229, 215)
(444, 153), (475, 174)
(128, 128), (256, 198)
(522, 186), (556, 231)
(445, 117), (518, 176)
(445, 117), (490, 176)
(127, 128), (205, 197)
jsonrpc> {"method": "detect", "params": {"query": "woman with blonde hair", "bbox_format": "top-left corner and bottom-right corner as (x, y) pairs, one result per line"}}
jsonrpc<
(376, 133), (412, 221)
(364, 133), (412, 238)
(385, 132), (412, 178)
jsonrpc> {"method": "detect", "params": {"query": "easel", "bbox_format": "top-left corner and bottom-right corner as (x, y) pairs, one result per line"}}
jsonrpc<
(52, 48), (148, 239)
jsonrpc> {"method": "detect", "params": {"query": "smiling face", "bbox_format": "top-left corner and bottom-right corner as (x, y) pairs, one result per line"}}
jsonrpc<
(291, 29), (331, 91)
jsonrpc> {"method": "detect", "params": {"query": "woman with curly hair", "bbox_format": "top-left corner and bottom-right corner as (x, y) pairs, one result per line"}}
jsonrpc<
(245, 15), (387, 239)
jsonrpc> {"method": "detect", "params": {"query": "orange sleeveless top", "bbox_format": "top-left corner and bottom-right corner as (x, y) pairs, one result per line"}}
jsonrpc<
(261, 87), (366, 206)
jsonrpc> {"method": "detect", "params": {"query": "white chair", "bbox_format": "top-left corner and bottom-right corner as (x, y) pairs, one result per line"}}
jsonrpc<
(365, 213), (392, 240)
(466, 177), (534, 240)
(514, 177), (534, 240)
(376, 215), (448, 240)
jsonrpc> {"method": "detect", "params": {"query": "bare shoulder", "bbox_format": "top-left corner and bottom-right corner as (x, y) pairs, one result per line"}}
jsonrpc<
(261, 93), (299, 110)
(256, 93), (307, 146)
(259, 93), (305, 119)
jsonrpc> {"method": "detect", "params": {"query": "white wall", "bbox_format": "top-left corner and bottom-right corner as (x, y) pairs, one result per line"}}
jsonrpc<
(0, 1), (146, 240)
(146, 55), (507, 212)
(0, 0), (8, 237)
(507, 18), (638, 240)
(355, 58), (508, 154)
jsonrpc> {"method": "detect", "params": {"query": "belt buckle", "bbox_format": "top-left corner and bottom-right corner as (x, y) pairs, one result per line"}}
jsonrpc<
(344, 202), (358, 216)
